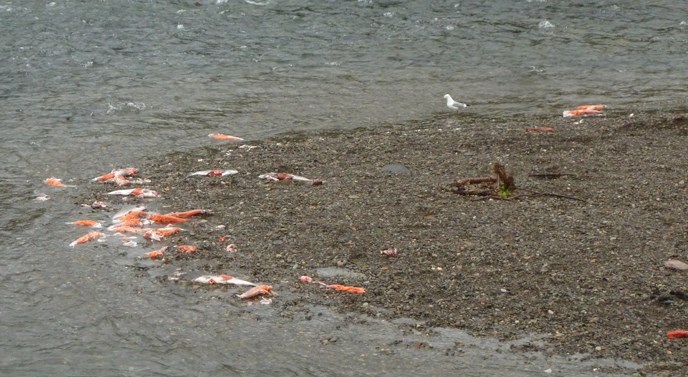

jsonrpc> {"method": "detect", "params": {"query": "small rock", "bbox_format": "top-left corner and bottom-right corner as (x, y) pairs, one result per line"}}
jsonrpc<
(382, 163), (410, 174)
(664, 260), (688, 271)
(316, 267), (366, 280)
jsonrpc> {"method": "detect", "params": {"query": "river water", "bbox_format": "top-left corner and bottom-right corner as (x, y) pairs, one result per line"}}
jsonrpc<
(1, 1), (686, 376)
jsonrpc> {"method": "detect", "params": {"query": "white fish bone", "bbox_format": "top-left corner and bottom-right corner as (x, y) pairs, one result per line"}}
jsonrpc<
(193, 275), (256, 286)
(187, 169), (239, 177)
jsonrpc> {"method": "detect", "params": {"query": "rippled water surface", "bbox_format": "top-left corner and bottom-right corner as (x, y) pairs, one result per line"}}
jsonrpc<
(1, 1), (686, 375)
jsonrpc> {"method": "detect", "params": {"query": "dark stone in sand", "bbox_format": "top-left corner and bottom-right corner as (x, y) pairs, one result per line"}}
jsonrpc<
(664, 259), (688, 271)
(382, 163), (410, 174)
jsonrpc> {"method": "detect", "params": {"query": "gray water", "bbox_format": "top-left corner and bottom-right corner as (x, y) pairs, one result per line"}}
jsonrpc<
(2, 1), (686, 375)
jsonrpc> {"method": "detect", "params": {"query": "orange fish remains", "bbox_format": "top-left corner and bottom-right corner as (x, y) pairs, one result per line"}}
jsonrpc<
(107, 188), (159, 198)
(44, 177), (74, 188)
(237, 285), (273, 299)
(143, 226), (183, 241)
(147, 213), (188, 224)
(93, 172), (116, 182)
(146, 247), (167, 260)
(108, 225), (148, 235)
(563, 104), (606, 118)
(165, 209), (211, 218)
(258, 172), (324, 186)
(188, 169), (239, 177)
(576, 104), (606, 111)
(92, 167), (139, 186)
(192, 274), (256, 286)
(89, 201), (107, 209)
(299, 275), (366, 294)
(69, 231), (105, 248)
(66, 220), (102, 228)
(176, 245), (198, 254)
(380, 248), (398, 256)
(209, 133), (244, 141)
(116, 210), (148, 227)
(667, 330), (688, 339)
(323, 284), (366, 294)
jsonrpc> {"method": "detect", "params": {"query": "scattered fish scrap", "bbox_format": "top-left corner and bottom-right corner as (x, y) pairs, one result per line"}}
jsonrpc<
(144, 226), (184, 241)
(321, 284), (366, 294)
(563, 104), (606, 118)
(92, 167), (140, 186)
(259, 172), (324, 186)
(209, 133), (244, 141)
(113, 207), (149, 227)
(120, 236), (138, 248)
(34, 193), (50, 202)
(176, 244), (198, 254)
(237, 284), (273, 299)
(107, 188), (159, 198)
(69, 231), (106, 248)
(165, 209), (210, 218)
(44, 177), (75, 188)
(193, 274), (256, 286)
(147, 213), (188, 224)
(66, 220), (103, 228)
(102, 206), (208, 250)
(146, 247), (167, 260)
(188, 169), (238, 177)
(667, 330), (688, 339)
(380, 248), (398, 257)
(191, 273), (273, 302)
(299, 275), (366, 294)
(48, 130), (352, 307)
(108, 224), (148, 235)
(89, 201), (107, 209)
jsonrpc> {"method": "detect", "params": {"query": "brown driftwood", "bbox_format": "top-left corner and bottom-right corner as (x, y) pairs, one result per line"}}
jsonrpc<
(453, 175), (495, 196)
(453, 162), (584, 201)
(492, 162), (515, 193)
(454, 162), (515, 199)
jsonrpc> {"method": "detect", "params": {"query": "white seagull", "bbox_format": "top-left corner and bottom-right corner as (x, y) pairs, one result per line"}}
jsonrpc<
(444, 94), (468, 110)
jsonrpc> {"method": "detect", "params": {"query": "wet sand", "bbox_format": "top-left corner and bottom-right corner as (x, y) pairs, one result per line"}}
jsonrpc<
(92, 111), (688, 375)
